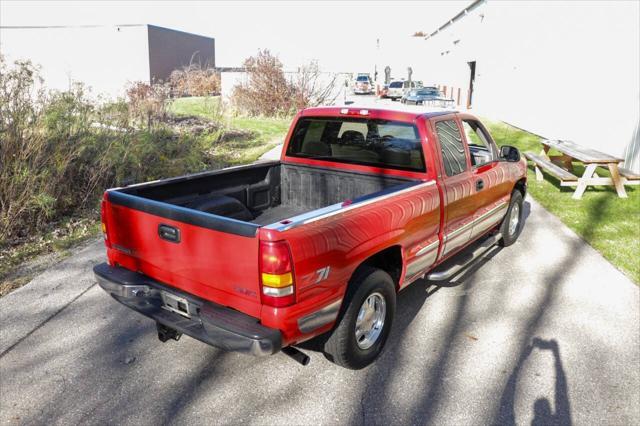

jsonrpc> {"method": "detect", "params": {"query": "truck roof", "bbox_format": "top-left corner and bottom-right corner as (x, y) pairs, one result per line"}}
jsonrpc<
(300, 106), (458, 121)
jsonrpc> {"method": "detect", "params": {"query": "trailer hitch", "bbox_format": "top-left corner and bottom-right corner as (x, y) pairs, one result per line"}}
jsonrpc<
(156, 322), (182, 342)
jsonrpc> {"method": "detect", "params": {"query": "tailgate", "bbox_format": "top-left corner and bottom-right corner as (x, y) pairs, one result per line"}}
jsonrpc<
(103, 191), (262, 317)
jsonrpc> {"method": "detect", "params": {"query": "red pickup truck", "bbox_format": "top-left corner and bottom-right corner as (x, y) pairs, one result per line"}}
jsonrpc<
(94, 107), (527, 369)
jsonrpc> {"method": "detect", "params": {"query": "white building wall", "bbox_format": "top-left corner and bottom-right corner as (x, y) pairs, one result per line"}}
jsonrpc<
(0, 25), (150, 98)
(420, 1), (640, 172)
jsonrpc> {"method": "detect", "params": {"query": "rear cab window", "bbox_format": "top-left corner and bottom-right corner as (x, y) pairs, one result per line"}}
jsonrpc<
(286, 117), (426, 172)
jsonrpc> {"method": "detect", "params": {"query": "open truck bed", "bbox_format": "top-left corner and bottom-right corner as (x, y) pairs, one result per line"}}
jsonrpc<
(111, 161), (412, 231)
(102, 160), (418, 321)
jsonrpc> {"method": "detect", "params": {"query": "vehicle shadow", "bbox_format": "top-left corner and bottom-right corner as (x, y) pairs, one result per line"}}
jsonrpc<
(342, 189), (612, 425)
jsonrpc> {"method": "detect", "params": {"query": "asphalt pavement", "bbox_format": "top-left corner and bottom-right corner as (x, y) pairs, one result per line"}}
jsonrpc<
(1, 193), (638, 425)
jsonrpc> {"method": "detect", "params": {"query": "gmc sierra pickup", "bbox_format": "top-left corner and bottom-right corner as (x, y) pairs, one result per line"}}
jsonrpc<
(94, 107), (527, 369)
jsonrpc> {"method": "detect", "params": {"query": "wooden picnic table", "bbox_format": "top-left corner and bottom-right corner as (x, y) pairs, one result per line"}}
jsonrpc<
(525, 139), (636, 199)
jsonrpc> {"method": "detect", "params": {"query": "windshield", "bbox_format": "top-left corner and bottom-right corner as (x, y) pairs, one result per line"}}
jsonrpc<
(286, 117), (426, 172)
(417, 89), (440, 96)
(356, 76), (369, 82)
(389, 81), (403, 88)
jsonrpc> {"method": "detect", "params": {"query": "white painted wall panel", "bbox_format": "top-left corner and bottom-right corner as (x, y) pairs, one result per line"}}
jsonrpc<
(417, 1), (640, 171)
(0, 25), (150, 98)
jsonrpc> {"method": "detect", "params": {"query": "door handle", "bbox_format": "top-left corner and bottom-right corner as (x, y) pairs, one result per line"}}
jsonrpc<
(158, 224), (180, 243)
(476, 179), (484, 191)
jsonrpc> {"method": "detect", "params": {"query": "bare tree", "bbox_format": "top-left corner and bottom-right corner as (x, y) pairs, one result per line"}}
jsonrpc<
(290, 61), (339, 109)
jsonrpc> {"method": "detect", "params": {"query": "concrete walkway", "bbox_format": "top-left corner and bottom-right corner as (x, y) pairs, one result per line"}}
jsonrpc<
(259, 143), (283, 161)
(1, 197), (638, 425)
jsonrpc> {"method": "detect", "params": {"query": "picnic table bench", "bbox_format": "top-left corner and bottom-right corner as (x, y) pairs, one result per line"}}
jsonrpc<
(524, 139), (639, 199)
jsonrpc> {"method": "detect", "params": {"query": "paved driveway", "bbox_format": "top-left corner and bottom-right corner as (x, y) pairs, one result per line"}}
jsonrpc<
(1, 197), (638, 425)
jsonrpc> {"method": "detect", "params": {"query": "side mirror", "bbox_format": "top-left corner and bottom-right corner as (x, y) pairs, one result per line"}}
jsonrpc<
(500, 145), (521, 162)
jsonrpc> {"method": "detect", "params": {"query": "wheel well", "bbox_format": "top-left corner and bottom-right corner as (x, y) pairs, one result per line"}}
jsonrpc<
(357, 245), (403, 289)
(514, 178), (527, 197)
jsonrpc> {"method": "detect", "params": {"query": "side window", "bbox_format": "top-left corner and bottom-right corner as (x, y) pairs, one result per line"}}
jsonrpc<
(462, 120), (497, 167)
(435, 120), (468, 177)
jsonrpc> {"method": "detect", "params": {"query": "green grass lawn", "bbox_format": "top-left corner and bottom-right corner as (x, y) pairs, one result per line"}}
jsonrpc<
(169, 97), (291, 165)
(485, 119), (640, 284)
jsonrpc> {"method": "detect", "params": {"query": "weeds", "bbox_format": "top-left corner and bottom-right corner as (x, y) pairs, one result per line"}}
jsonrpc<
(0, 57), (222, 248)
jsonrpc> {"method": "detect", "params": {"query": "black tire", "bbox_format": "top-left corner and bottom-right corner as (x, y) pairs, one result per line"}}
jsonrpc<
(324, 267), (396, 369)
(499, 190), (524, 247)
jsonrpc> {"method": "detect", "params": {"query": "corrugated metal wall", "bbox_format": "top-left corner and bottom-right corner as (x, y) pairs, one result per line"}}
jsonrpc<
(147, 25), (215, 83)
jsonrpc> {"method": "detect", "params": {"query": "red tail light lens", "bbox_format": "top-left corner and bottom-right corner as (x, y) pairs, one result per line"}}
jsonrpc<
(100, 198), (112, 249)
(259, 240), (295, 307)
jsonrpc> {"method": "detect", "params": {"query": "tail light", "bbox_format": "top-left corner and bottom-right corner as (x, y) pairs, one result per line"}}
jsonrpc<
(100, 198), (112, 249)
(259, 240), (295, 307)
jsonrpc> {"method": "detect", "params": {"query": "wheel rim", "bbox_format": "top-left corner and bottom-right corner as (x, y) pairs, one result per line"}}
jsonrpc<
(355, 292), (386, 350)
(508, 203), (520, 236)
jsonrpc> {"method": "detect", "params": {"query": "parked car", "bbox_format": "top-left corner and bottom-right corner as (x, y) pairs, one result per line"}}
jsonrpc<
(387, 80), (423, 100)
(95, 107), (527, 370)
(401, 87), (455, 107)
(353, 75), (374, 95)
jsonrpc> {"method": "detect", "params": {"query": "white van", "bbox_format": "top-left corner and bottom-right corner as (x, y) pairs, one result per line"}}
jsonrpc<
(387, 80), (423, 100)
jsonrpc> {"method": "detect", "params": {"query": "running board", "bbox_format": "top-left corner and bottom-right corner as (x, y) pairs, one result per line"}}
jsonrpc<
(427, 233), (502, 282)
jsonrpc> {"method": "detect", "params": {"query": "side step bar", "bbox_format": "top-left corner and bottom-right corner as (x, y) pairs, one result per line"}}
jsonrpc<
(427, 233), (502, 281)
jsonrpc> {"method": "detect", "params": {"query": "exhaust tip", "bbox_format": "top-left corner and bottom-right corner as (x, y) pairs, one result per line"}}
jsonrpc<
(282, 346), (310, 366)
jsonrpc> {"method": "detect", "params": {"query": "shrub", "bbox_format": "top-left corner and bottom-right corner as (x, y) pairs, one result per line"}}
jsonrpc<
(231, 49), (294, 116)
(0, 57), (215, 245)
(169, 65), (221, 97)
(126, 81), (170, 130)
(231, 50), (338, 117)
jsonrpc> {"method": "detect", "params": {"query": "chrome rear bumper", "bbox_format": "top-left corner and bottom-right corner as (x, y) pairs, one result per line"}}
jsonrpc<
(94, 263), (282, 356)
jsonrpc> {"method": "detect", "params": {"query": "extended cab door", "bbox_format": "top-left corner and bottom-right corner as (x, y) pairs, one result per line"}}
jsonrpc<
(431, 115), (476, 258)
(458, 115), (512, 241)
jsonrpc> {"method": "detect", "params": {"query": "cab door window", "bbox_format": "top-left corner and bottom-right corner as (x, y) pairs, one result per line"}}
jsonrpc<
(462, 120), (497, 167)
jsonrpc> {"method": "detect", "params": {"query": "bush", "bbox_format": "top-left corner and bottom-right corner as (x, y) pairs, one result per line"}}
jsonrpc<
(169, 65), (221, 97)
(126, 81), (170, 130)
(0, 57), (214, 245)
(231, 50), (294, 116)
(231, 50), (338, 117)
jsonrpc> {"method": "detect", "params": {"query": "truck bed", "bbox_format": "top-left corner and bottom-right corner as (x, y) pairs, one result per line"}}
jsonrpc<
(115, 162), (412, 227)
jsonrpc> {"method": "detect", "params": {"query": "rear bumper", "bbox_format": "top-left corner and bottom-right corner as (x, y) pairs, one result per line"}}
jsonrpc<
(93, 263), (282, 356)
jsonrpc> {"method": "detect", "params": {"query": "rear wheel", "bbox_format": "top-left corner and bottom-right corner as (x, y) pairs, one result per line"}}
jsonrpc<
(499, 190), (524, 247)
(324, 267), (396, 369)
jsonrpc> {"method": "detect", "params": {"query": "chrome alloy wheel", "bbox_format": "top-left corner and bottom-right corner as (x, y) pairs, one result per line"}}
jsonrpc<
(355, 292), (386, 350)
(508, 203), (520, 236)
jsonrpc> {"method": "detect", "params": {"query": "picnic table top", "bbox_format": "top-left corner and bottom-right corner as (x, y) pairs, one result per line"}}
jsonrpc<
(541, 139), (623, 164)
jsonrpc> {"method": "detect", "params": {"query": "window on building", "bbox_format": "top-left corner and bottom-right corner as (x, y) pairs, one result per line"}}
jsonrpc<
(435, 120), (467, 176)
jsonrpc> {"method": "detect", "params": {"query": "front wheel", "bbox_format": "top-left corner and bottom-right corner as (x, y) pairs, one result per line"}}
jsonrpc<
(324, 267), (396, 369)
(499, 190), (524, 247)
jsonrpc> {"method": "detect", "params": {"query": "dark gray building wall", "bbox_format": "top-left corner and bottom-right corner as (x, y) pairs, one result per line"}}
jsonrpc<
(147, 24), (215, 83)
